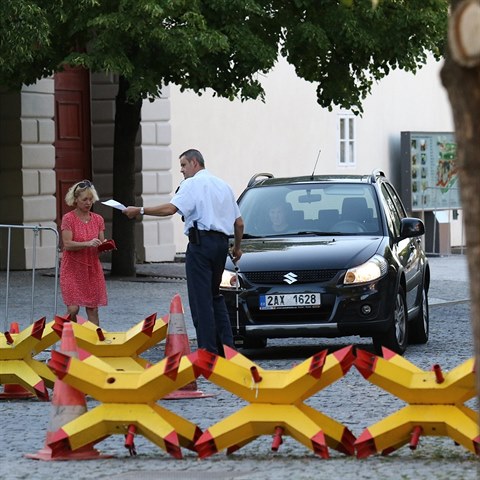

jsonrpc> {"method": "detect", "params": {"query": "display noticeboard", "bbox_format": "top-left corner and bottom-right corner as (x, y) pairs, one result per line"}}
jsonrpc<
(400, 131), (460, 212)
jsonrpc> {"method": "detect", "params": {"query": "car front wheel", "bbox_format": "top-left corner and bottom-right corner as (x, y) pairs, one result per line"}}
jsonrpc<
(408, 285), (429, 344)
(373, 286), (408, 355)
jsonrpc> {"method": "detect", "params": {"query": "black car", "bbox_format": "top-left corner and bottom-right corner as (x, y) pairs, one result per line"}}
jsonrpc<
(220, 170), (429, 355)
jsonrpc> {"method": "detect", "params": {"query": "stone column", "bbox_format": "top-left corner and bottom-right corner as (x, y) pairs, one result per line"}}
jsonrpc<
(90, 75), (175, 262)
(0, 79), (57, 269)
(137, 87), (176, 262)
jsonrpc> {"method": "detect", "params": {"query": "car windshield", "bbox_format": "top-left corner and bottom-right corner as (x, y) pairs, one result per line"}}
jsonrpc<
(239, 183), (382, 236)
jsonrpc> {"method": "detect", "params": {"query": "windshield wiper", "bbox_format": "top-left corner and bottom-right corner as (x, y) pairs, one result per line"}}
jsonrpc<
(260, 231), (331, 238)
(296, 231), (333, 236)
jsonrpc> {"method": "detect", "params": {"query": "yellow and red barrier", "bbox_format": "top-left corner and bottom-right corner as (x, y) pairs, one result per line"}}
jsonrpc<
(0, 318), (58, 400)
(45, 335), (202, 458)
(53, 312), (168, 371)
(6, 295), (477, 461)
(192, 345), (356, 458)
(354, 347), (479, 457)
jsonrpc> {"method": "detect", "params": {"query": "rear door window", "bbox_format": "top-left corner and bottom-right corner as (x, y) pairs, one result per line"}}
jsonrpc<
(380, 183), (402, 237)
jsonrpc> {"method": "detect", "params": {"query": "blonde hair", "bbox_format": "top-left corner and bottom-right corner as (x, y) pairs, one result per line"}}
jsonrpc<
(65, 180), (99, 207)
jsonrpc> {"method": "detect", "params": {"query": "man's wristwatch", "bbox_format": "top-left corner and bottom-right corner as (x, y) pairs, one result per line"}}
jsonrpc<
(140, 207), (145, 215)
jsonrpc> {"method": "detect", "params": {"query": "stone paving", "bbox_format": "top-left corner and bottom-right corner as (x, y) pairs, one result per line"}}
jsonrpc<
(0, 255), (478, 479)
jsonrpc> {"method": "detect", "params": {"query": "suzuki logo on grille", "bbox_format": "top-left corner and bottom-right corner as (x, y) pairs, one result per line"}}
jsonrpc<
(283, 272), (298, 284)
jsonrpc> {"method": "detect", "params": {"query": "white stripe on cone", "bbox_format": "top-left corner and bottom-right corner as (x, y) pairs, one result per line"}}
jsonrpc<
(162, 294), (213, 399)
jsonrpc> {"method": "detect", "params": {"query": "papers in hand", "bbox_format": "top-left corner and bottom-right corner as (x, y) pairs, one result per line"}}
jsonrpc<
(101, 199), (126, 211)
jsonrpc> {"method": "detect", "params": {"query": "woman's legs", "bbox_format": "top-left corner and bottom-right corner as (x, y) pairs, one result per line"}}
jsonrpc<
(66, 305), (99, 325)
(66, 305), (80, 322)
(86, 307), (99, 326)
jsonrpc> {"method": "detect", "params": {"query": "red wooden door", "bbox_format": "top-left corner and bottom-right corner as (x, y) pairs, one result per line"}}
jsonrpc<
(54, 67), (92, 229)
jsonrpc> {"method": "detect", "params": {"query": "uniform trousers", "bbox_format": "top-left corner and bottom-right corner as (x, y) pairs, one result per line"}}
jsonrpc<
(185, 232), (234, 354)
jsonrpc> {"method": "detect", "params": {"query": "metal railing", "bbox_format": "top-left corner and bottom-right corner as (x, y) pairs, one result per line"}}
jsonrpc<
(0, 224), (59, 331)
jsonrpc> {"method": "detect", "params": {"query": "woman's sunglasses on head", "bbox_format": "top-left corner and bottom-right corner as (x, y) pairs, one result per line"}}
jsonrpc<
(74, 180), (93, 194)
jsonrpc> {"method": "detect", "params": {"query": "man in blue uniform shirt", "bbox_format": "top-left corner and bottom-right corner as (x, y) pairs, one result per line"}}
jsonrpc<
(124, 149), (244, 355)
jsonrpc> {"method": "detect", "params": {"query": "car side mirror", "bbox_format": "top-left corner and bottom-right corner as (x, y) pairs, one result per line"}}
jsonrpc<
(399, 217), (425, 240)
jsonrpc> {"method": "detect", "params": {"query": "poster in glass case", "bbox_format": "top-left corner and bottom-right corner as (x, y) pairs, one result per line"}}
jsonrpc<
(400, 132), (460, 212)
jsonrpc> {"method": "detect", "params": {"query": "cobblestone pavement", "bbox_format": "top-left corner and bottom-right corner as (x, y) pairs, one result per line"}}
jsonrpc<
(0, 255), (478, 479)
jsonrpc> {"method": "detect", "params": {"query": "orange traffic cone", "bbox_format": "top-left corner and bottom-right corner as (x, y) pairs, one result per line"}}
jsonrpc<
(53, 315), (90, 361)
(0, 322), (37, 400)
(162, 294), (213, 399)
(25, 322), (109, 460)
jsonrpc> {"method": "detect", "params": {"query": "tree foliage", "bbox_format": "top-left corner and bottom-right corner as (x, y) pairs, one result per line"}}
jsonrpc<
(1, 0), (448, 112)
(0, 1), (52, 83)
(1, 1), (281, 101)
(275, 0), (448, 113)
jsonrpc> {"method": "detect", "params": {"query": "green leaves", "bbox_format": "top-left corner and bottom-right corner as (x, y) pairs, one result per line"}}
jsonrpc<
(0, 0), (448, 111)
(0, 1), (50, 86)
(277, 0), (448, 114)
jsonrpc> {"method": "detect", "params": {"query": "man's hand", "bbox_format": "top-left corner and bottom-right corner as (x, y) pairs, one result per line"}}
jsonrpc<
(230, 246), (243, 264)
(123, 206), (141, 219)
(232, 217), (244, 263)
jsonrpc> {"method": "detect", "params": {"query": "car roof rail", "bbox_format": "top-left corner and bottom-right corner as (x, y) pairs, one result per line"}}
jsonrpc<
(370, 169), (386, 183)
(247, 172), (274, 187)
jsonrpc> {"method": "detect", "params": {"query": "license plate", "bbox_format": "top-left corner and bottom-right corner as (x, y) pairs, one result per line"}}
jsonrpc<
(259, 293), (321, 310)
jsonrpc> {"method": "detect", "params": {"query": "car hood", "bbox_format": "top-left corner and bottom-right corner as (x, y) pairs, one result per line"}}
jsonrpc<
(231, 236), (384, 272)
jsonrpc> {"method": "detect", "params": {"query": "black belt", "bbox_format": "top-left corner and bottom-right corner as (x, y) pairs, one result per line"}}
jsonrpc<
(198, 230), (228, 238)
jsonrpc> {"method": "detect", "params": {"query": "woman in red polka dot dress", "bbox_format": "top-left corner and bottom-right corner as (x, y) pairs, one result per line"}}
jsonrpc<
(60, 180), (108, 326)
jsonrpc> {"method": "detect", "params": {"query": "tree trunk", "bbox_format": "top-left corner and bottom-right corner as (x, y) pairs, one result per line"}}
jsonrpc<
(110, 76), (142, 277)
(441, 0), (480, 402)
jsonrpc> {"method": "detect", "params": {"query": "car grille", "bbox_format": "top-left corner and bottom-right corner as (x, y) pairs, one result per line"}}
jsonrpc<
(251, 308), (332, 323)
(244, 269), (339, 285)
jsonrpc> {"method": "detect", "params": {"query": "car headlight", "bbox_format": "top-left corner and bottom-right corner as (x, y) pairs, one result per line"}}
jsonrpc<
(220, 269), (239, 289)
(344, 255), (388, 284)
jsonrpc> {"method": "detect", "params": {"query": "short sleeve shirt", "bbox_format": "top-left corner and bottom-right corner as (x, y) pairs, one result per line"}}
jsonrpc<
(171, 169), (241, 235)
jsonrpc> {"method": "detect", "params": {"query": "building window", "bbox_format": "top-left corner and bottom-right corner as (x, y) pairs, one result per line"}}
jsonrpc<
(338, 112), (356, 166)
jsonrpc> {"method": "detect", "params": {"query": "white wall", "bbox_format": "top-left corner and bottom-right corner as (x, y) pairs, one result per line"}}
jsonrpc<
(170, 56), (455, 253)
(358, 59), (454, 183)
